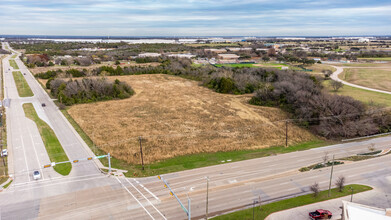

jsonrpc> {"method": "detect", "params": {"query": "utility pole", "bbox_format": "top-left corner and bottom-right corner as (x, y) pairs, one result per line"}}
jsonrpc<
(259, 195), (262, 212)
(328, 155), (335, 197)
(139, 136), (144, 170)
(206, 176), (209, 220)
(108, 153), (111, 174)
(285, 120), (288, 147)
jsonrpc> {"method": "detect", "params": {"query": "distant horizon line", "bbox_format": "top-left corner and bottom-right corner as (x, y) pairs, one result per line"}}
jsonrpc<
(1, 34), (391, 39)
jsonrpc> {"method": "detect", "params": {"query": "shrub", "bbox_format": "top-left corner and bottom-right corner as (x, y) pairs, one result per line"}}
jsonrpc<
(335, 176), (345, 192)
(310, 182), (320, 197)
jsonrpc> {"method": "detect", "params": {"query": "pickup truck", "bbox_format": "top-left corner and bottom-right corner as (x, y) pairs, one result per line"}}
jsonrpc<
(309, 209), (332, 219)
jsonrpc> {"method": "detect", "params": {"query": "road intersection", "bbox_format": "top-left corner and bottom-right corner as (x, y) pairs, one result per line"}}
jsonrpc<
(0, 43), (390, 219)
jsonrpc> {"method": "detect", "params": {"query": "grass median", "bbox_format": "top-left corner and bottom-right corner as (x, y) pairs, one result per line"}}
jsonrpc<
(12, 71), (34, 97)
(0, 56), (8, 185)
(9, 60), (19, 69)
(212, 184), (372, 220)
(23, 103), (71, 175)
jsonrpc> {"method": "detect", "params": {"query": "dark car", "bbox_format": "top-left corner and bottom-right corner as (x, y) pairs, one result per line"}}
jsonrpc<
(41, 103), (46, 107)
(309, 209), (332, 219)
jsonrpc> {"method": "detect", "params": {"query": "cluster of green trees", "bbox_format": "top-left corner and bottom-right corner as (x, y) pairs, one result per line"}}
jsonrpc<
(49, 78), (134, 106)
(36, 69), (87, 79)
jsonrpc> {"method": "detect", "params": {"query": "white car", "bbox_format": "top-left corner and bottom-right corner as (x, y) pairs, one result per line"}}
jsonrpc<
(33, 170), (41, 180)
(1, 149), (7, 157)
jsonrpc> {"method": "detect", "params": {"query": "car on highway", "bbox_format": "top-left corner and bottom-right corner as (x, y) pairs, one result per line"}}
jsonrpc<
(1, 149), (7, 157)
(41, 103), (46, 107)
(33, 170), (41, 180)
(309, 209), (332, 219)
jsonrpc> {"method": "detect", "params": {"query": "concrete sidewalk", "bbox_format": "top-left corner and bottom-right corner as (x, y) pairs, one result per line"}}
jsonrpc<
(266, 189), (391, 220)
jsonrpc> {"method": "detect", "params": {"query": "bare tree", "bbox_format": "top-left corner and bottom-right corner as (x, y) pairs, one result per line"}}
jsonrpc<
(368, 143), (376, 152)
(335, 176), (345, 192)
(330, 80), (344, 91)
(322, 152), (329, 164)
(310, 182), (320, 197)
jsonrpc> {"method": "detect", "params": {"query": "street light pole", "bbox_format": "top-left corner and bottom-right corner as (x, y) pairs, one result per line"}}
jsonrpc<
(206, 176), (209, 220)
(328, 155), (335, 197)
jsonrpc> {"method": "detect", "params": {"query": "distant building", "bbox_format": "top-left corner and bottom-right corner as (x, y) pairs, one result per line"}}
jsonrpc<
(218, 54), (240, 60)
(358, 38), (370, 43)
(204, 48), (227, 54)
(138, 53), (161, 58)
(227, 47), (252, 52)
(167, 53), (196, 59)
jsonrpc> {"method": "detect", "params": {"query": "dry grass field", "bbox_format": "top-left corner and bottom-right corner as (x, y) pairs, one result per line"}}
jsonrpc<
(339, 68), (391, 92)
(67, 74), (315, 164)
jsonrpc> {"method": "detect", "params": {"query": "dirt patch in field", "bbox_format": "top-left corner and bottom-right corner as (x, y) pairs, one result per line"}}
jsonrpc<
(68, 74), (315, 164)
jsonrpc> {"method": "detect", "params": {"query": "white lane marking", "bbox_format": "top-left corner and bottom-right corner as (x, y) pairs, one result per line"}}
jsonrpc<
(125, 178), (166, 219)
(115, 177), (155, 220)
(138, 183), (161, 202)
(19, 135), (31, 182)
(12, 173), (103, 187)
(7, 175), (108, 193)
(27, 124), (45, 181)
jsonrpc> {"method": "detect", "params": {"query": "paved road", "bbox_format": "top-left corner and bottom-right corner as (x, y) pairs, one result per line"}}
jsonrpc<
(1, 43), (102, 184)
(0, 43), (390, 219)
(330, 65), (391, 95)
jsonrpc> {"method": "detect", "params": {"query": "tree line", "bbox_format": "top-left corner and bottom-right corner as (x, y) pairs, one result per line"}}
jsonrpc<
(37, 58), (391, 138)
(48, 77), (134, 106)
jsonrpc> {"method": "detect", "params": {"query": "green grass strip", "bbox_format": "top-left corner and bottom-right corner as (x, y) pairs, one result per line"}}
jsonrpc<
(213, 184), (372, 220)
(3, 180), (12, 189)
(12, 71), (34, 97)
(11, 54), (17, 59)
(215, 64), (256, 68)
(9, 60), (19, 69)
(23, 104), (71, 175)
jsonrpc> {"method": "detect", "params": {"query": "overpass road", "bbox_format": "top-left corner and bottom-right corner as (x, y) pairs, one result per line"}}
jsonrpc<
(0, 43), (390, 219)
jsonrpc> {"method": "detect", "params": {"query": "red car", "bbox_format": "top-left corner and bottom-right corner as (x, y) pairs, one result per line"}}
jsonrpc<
(309, 209), (332, 219)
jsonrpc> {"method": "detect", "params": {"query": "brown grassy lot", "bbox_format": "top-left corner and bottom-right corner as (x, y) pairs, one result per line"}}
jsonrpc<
(334, 63), (391, 68)
(29, 62), (160, 75)
(306, 64), (336, 74)
(67, 74), (315, 164)
(339, 68), (391, 92)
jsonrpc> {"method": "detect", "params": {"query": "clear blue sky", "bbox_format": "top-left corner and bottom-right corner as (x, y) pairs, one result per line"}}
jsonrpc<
(0, 0), (390, 36)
